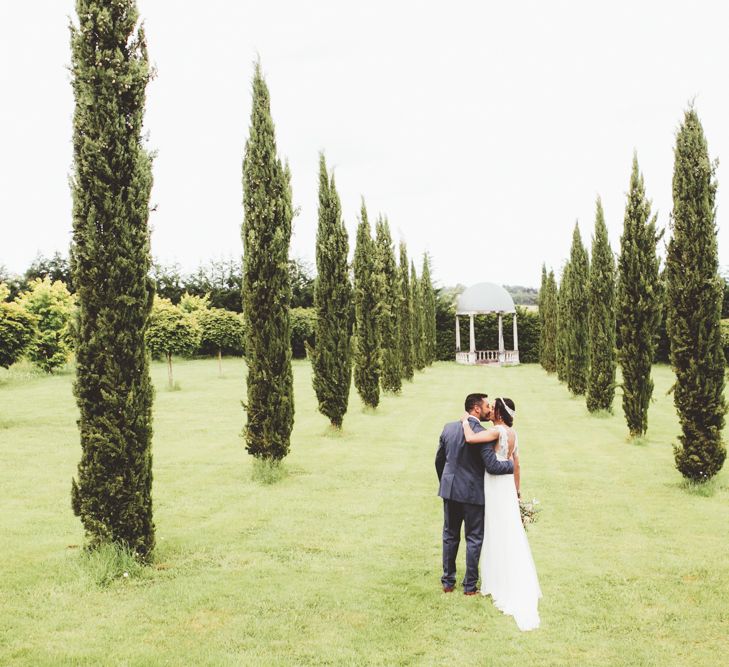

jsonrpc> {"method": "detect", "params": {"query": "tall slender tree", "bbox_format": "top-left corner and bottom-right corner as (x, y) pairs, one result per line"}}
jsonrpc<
(666, 108), (726, 480)
(311, 154), (352, 428)
(411, 262), (425, 371)
(398, 243), (414, 381)
(545, 269), (559, 373)
(70, 0), (156, 556)
(587, 197), (617, 412)
(540, 269), (558, 373)
(375, 217), (402, 393)
(556, 261), (571, 383)
(566, 224), (590, 396)
(617, 154), (662, 437)
(421, 254), (437, 365)
(538, 264), (549, 369)
(241, 63), (294, 461)
(353, 201), (381, 408)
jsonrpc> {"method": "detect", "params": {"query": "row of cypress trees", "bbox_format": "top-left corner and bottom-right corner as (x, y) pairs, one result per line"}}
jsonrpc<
(351, 203), (437, 411)
(539, 107), (725, 482)
(245, 72), (438, 438)
(64, 2), (723, 563)
(67, 0), (438, 557)
(242, 70), (440, 457)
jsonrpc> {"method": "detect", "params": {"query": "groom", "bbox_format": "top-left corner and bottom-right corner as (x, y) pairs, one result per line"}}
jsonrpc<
(435, 393), (514, 594)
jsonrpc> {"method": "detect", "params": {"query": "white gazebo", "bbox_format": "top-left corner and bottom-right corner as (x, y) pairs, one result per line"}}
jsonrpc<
(455, 282), (520, 366)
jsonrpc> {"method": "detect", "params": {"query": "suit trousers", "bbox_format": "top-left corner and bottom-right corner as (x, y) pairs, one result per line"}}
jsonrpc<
(441, 498), (485, 592)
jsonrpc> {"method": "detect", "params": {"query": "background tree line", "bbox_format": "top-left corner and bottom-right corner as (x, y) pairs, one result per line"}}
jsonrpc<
(7, 250), (729, 374)
(0, 253), (316, 311)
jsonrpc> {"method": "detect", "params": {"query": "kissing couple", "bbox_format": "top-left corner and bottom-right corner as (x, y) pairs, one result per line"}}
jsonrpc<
(435, 393), (541, 631)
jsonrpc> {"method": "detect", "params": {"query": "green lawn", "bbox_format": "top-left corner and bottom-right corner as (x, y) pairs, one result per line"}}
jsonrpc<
(1, 359), (728, 666)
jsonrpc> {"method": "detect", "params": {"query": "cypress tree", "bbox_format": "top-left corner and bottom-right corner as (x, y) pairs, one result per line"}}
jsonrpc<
(69, 0), (155, 556)
(411, 262), (425, 371)
(241, 63), (294, 461)
(538, 264), (549, 370)
(421, 254), (437, 365)
(617, 154), (662, 437)
(311, 154), (352, 428)
(541, 269), (558, 373)
(548, 270), (559, 372)
(353, 201), (381, 408)
(398, 242), (414, 381)
(556, 262), (571, 383)
(586, 197), (617, 412)
(566, 224), (589, 395)
(375, 217), (402, 393)
(666, 108), (726, 480)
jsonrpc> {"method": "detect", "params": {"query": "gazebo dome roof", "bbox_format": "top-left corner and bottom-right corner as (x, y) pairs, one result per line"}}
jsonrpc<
(456, 282), (515, 314)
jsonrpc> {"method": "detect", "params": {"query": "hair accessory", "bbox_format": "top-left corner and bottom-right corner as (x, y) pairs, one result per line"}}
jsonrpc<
(496, 397), (516, 418)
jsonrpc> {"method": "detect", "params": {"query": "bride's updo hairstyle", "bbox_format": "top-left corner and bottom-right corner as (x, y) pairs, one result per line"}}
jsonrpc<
(495, 397), (516, 427)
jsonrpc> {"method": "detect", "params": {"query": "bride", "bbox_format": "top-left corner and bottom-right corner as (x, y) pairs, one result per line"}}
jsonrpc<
(461, 397), (541, 631)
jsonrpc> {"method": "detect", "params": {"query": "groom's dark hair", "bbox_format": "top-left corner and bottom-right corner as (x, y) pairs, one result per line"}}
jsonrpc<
(464, 393), (488, 412)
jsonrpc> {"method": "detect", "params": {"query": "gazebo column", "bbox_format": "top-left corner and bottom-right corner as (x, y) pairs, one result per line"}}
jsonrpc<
(469, 314), (475, 354)
(455, 315), (461, 352)
(498, 313), (505, 364)
(513, 313), (518, 351)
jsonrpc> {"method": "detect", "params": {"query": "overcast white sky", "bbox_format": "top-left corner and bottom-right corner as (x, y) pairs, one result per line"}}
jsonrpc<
(1, 1), (728, 288)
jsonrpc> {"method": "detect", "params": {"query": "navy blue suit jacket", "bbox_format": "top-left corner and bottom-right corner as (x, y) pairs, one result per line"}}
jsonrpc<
(435, 417), (514, 506)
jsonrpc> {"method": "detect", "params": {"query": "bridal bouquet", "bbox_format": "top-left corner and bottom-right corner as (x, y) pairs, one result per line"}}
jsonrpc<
(519, 497), (541, 528)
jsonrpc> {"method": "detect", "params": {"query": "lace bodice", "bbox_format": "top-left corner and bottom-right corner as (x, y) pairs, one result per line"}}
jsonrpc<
(494, 424), (518, 461)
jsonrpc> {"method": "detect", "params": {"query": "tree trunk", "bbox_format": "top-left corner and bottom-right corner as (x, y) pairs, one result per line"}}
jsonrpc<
(218, 348), (222, 377)
(167, 353), (173, 389)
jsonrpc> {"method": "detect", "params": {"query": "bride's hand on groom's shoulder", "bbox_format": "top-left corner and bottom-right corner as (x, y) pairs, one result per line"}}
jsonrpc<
(460, 412), (470, 423)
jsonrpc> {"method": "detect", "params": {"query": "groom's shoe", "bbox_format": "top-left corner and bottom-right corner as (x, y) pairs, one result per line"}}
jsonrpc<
(463, 590), (479, 596)
(442, 586), (454, 593)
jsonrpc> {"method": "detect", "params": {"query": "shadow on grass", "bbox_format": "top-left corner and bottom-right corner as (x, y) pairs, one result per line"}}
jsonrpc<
(251, 458), (288, 485)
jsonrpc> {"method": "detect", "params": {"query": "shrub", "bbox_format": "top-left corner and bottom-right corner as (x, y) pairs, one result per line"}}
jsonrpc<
(179, 292), (211, 314)
(197, 308), (246, 371)
(15, 277), (75, 372)
(0, 301), (38, 368)
(146, 298), (201, 388)
(291, 307), (316, 359)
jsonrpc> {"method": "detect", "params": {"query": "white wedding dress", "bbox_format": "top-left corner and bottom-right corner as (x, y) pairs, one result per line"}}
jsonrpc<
(481, 425), (542, 631)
